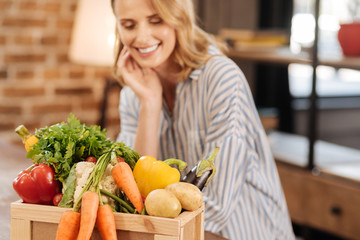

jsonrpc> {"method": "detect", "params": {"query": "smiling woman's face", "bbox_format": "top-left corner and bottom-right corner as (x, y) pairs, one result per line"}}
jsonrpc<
(113, 0), (177, 69)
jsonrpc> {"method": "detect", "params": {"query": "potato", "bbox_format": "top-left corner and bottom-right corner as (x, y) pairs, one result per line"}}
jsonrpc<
(145, 189), (182, 218)
(165, 182), (203, 211)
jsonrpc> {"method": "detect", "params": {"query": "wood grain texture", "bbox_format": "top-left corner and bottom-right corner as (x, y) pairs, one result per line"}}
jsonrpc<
(10, 201), (204, 240)
(278, 162), (360, 239)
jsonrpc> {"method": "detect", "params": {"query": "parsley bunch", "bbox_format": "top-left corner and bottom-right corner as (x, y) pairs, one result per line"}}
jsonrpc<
(27, 113), (113, 183)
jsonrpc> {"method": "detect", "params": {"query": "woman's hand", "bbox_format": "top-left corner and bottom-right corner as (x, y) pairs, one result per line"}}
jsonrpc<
(118, 47), (162, 106)
(118, 47), (162, 157)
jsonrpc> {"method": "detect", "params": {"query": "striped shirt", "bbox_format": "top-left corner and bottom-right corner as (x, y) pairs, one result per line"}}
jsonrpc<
(117, 46), (295, 240)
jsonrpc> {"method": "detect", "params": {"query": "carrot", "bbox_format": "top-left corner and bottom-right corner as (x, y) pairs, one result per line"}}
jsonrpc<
(112, 162), (144, 213)
(77, 191), (99, 240)
(55, 210), (80, 240)
(96, 204), (117, 240)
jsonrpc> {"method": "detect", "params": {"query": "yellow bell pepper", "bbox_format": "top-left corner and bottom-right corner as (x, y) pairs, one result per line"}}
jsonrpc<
(15, 125), (39, 152)
(133, 156), (188, 198)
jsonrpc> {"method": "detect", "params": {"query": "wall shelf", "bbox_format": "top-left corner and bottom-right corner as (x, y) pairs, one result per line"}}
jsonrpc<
(227, 46), (360, 70)
(223, 0), (360, 170)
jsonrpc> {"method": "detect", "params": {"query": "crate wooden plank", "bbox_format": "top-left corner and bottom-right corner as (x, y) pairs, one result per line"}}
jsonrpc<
(31, 222), (170, 240)
(11, 201), (64, 223)
(11, 201), (204, 240)
(113, 212), (180, 236)
(154, 235), (179, 240)
(10, 218), (31, 240)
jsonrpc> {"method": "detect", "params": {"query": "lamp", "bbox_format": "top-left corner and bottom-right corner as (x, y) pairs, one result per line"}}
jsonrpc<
(69, 0), (121, 129)
(69, 0), (116, 66)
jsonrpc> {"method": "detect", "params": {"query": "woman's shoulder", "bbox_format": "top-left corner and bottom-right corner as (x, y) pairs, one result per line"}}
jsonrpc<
(202, 48), (245, 82)
(205, 46), (240, 71)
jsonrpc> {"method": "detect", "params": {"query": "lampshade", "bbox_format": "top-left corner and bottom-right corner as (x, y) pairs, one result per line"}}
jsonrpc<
(69, 0), (116, 66)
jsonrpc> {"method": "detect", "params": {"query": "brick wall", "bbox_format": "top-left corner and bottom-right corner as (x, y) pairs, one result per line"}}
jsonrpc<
(0, 0), (121, 145)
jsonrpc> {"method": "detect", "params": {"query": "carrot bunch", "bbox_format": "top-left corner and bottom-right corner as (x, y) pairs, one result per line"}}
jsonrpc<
(56, 191), (117, 240)
(55, 148), (119, 240)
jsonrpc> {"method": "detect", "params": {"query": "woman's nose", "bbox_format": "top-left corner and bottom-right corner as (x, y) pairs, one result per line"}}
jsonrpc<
(135, 23), (152, 44)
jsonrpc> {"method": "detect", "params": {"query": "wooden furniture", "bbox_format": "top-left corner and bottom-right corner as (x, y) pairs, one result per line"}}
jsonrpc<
(226, 46), (360, 70)
(277, 162), (360, 240)
(11, 201), (204, 240)
(270, 131), (360, 239)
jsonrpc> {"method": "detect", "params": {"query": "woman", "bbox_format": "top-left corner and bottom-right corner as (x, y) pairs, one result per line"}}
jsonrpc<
(111, 0), (295, 239)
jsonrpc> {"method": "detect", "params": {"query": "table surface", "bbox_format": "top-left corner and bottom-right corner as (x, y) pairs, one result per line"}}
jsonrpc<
(0, 139), (227, 240)
(0, 140), (29, 240)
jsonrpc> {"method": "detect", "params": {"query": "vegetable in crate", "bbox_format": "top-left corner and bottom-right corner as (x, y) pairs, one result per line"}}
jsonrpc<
(55, 210), (80, 240)
(23, 113), (113, 183)
(112, 161), (144, 213)
(133, 156), (188, 198)
(165, 182), (203, 211)
(58, 142), (140, 209)
(13, 163), (61, 205)
(182, 147), (219, 190)
(71, 161), (118, 209)
(145, 189), (182, 218)
(56, 143), (133, 239)
(15, 125), (39, 152)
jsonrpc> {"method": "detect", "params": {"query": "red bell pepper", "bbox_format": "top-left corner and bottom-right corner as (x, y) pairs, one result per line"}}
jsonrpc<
(13, 163), (61, 205)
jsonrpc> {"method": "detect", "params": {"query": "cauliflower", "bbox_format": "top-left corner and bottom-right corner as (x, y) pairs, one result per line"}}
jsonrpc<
(99, 164), (118, 207)
(74, 161), (118, 208)
(74, 162), (95, 204)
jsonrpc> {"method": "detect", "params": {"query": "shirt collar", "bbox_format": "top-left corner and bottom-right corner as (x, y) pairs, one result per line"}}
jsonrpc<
(189, 66), (204, 81)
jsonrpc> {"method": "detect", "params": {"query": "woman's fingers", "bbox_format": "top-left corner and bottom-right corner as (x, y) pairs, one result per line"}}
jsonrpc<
(118, 48), (129, 69)
(128, 57), (138, 72)
(116, 47), (162, 102)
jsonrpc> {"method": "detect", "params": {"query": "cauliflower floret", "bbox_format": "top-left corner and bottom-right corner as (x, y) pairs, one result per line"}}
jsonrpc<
(99, 164), (118, 207)
(74, 162), (95, 204)
(74, 161), (118, 209)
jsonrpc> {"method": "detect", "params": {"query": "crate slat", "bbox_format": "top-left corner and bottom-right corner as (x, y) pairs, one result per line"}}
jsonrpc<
(11, 201), (204, 240)
(10, 218), (31, 240)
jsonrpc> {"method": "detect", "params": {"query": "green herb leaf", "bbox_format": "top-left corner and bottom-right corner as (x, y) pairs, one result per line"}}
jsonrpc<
(27, 113), (113, 183)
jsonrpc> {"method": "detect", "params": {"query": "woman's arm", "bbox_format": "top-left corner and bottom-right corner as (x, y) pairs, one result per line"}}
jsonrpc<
(134, 97), (162, 156)
(117, 47), (162, 156)
(200, 57), (259, 233)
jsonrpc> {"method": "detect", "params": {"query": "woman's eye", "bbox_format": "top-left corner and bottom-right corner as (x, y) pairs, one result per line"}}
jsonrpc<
(123, 24), (134, 29)
(150, 18), (162, 24)
(119, 20), (135, 29)
(122, 23), (135, 29)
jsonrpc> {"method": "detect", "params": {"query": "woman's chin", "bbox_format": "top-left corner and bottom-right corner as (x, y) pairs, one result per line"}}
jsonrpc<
(137, 61), (160, 69)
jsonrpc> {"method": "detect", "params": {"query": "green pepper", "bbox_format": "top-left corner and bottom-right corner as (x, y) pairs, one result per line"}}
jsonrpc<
(133, 156), (187, 198)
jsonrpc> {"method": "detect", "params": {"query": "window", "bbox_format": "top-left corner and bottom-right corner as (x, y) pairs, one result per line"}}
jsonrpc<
(289, 0), (360, 98)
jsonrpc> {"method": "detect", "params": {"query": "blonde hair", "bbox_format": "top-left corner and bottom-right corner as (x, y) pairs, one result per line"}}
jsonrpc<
(111, 0), (225, 85)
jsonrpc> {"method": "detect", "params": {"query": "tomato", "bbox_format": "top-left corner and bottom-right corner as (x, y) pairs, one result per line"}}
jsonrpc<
(53, 193), (63, 206)
(86, 156), (97, 163)
(117, 157), (125, 162)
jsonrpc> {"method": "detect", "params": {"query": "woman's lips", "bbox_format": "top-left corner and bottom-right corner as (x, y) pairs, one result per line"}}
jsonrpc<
(138, 44), (159, 54)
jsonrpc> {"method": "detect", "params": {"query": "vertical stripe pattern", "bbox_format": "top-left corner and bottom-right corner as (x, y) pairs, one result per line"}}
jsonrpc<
(117, 46), (295, 240)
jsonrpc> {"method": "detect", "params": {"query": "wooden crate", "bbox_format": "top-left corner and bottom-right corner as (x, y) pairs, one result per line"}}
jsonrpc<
(11, 201), (204, 240)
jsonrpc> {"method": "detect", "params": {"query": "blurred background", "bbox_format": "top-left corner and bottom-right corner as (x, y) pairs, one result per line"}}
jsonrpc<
(0, 0), (120, 143)
(1, 0), (360, 239)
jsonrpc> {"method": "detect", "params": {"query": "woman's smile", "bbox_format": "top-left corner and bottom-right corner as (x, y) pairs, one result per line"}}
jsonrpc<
(137, 44), (160, 54)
